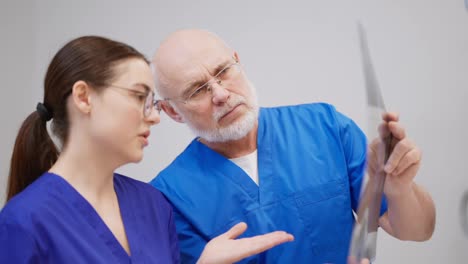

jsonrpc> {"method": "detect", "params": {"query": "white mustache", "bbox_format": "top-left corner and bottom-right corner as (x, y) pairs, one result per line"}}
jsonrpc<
(213, 95), (246, 121)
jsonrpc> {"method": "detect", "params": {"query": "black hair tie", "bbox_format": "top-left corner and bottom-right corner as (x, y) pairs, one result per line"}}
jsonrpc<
(36, 102), (53, 122)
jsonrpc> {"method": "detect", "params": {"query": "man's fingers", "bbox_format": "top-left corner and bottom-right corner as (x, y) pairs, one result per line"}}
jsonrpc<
(381, 112), (399, 122)
(367, 140), (382, 175)
(390, 162), (420, 182)
(392, 148), (421, 175)
(223, 222), (248, 239)
(378, 123), (390, 138)
(378, 121), (405, 140)
(388, 121), (406, 140)
(384, 139), (415, 173)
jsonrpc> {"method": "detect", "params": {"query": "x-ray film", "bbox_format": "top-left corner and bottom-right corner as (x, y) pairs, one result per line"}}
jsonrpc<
(348, 22), (394, 263)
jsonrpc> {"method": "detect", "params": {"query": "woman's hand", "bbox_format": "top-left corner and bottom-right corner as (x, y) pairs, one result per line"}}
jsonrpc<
(197, 222), (294, 264)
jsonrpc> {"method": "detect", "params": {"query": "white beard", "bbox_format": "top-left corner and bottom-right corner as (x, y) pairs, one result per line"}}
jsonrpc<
(174, 81), (259, 143)
(196, 104), (258, 142)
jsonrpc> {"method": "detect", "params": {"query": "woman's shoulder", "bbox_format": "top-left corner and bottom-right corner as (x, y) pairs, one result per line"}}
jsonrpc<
(114, 173), (173, 219)
(114, 173), (154, 190)
(114, 173), (168, 202)
(0, 173), (59, 229)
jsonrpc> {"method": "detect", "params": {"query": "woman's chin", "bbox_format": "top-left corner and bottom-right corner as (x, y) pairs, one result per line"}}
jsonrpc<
(127, 151), (144, 164)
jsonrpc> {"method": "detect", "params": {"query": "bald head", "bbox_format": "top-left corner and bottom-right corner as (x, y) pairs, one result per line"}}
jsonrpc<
(152, 29), (234, 97)
(152, 30), (259, 143)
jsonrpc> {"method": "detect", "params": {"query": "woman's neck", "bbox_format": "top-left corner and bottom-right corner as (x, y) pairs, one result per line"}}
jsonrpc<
(49, 137), (120, 206)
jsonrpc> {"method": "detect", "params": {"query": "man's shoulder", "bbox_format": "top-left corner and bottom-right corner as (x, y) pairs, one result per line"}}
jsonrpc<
(262, 102), (337, 115)
(263, 102), (334, 109)
(150, 139), (201, 187)
(260, 102), (341, 125)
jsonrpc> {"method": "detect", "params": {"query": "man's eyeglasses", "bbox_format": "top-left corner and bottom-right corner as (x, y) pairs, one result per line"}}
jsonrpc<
(107, 84), (162, 117)
(165, 59), (242, 104)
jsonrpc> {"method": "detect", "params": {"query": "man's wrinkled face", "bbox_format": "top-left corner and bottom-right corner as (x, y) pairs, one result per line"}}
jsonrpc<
(156, 32), (259, 142)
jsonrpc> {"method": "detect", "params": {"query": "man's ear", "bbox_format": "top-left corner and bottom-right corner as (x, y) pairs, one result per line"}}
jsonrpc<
(71, 80), (93, 115)
(233, 51), (240, 62)
(161, 101), (185, 123)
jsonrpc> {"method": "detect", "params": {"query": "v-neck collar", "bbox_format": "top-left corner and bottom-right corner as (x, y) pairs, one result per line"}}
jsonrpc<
(191, 108), (276, 204)
(46, 172), (134, 262)
(193, 141), (259, 200)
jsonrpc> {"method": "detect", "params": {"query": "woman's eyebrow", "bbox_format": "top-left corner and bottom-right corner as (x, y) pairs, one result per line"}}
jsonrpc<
(132, 83), (152, 93)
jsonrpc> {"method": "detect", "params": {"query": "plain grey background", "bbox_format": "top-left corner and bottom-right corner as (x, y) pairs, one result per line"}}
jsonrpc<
(1, 0), (467, 263)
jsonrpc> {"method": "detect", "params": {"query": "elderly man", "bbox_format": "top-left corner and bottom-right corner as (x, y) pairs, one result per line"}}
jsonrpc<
(150, 29), (435, 264)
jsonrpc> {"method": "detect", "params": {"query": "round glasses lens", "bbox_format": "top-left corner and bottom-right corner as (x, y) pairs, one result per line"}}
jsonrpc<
(144, 93), (154, 117)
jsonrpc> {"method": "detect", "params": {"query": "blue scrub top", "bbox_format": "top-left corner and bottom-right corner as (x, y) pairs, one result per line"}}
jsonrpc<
(151, 103), (387, 264)
(0, 172), (180, 263)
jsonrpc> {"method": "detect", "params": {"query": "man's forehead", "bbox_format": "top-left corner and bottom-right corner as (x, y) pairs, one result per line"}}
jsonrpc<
(162, 44), (228, 66)
(159, 46), (231, 78)
(165, 55), (228, 86)
(156, 30), (230, 65)
(154, 30), (233, 91)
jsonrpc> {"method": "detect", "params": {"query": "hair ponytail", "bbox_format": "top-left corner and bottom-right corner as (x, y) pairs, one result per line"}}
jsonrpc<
(5, 35), (147, 202)
(7, 111), (58, 201)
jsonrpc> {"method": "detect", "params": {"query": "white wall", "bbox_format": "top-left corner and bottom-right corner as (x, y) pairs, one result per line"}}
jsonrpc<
(0, 1), (36, 207)
(1, 0), (467, 263)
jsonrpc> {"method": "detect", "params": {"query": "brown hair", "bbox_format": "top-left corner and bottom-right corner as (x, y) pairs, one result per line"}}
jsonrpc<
(7, 36), (148, 202)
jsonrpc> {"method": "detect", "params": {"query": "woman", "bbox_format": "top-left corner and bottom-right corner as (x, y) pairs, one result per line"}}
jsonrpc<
(0, 36), (293, 263)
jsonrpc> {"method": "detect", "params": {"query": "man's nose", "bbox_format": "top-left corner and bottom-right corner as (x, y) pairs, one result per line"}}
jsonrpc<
(211, 80), (230, 104)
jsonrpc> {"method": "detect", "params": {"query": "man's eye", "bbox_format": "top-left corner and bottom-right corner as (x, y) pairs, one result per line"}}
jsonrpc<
(190, 86), (208, 99)
(217, 66), (233, 79)
(217, 68), (228, 78)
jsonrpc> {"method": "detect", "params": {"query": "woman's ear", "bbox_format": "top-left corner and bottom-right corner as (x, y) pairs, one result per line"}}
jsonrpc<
(71, 80), (92, 115)
(161, 101), (185, 123)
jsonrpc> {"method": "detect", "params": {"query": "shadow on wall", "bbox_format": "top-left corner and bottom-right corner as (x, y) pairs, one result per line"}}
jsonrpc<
(461, 190), (468, 238)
